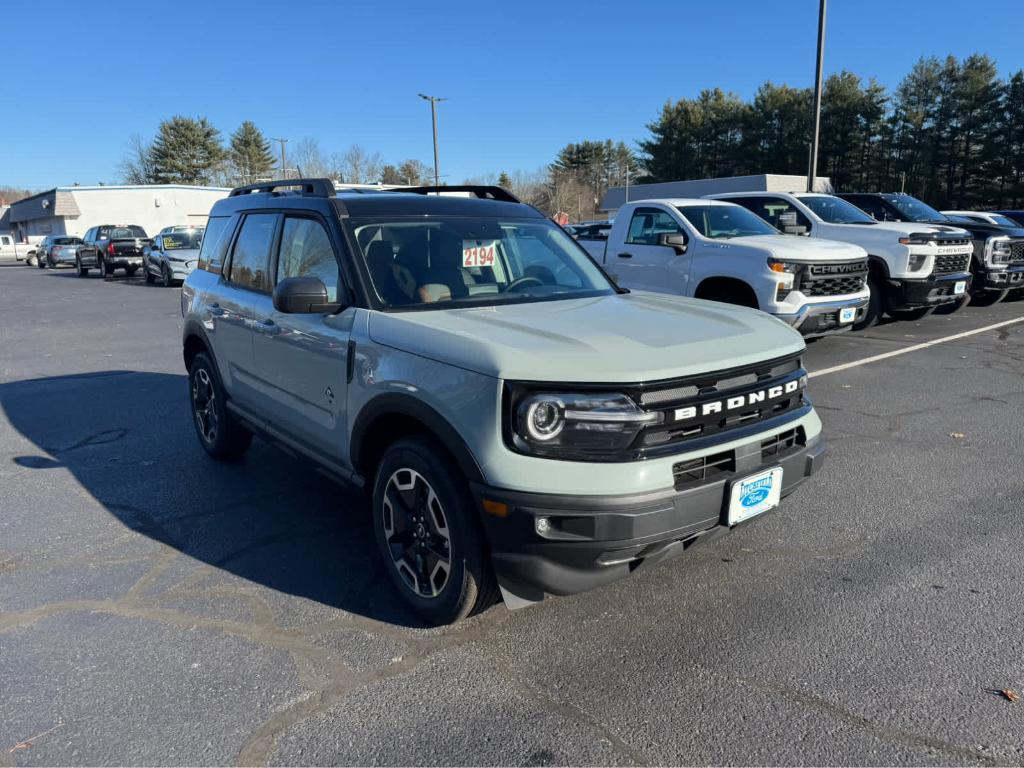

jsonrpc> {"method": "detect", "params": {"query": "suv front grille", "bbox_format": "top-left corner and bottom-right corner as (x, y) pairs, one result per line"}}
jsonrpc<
(673, 451), (735, 490)
(761, 427), (806, 461)
(934, 252), (970, 274)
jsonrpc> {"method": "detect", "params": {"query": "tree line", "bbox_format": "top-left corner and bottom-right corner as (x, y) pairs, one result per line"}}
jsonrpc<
(639, 54), (1024, 209)
(118, 117), (435, 188)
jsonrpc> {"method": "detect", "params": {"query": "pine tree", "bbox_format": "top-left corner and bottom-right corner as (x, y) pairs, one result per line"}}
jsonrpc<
(497, 171), (513, 189)
(149, 116), (226, 185)
(229, 121), (274, 184)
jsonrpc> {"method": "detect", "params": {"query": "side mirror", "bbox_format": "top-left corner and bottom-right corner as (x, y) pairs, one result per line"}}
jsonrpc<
(658, 233), (688, 254)
(273, 276), (339, 314)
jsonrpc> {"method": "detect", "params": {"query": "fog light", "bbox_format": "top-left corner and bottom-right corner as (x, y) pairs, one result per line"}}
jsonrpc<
(535, 517), (551, 534)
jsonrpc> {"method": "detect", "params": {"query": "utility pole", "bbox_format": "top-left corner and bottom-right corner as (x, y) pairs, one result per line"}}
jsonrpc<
(272, 137), (289, 179)
(624, 162), (630, 204)
(807, 0), (827, 192)
(418, 94), (447, 191)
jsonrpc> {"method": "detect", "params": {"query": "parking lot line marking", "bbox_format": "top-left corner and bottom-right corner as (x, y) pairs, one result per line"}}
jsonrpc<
(809, 316), (1024, 379)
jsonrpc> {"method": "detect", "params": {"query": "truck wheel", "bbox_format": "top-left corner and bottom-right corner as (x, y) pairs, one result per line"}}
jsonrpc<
(970, 289), (1009, 307)
(26, 253), (37, 267)
(126, 267), (137, 278)
(37, 257), (46, 269)
(188, 352), (253, 461)
(854, 276), (884, 330)
(890, 306), (935, 321)
(372, 436), (497, 625)
(76, 258), (89, 277)
(935, 294), (971, 314)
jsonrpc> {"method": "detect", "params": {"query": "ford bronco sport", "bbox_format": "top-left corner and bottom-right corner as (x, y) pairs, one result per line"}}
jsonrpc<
(181, 179), (826, 624)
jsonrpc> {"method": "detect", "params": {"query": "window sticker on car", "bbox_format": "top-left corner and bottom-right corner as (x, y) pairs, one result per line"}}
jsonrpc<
(463, 240), (498, 268)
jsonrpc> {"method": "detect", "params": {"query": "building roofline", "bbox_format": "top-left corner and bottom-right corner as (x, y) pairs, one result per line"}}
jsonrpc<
(13, 184), (230, 205)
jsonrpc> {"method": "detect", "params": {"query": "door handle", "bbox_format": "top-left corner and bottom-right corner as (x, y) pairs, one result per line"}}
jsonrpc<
(617, 252), (633, 259)
(208, 303), (225, 317)
(254, 318), (280, 335)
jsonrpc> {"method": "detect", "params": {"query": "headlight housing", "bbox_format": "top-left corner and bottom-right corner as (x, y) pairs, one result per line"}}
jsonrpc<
(767, 258), (802, 274)
(986, 236), (1011, 266)
(898, 233), (935, 245)
(509, 390), (663, 459)
(907, 253), (929, 271)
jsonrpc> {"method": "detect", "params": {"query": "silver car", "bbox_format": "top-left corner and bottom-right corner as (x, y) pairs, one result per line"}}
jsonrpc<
(143, 227), (204, 286)
(43, 237), (84, 269)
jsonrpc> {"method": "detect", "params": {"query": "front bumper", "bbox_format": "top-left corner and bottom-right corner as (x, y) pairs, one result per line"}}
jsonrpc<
(473, 433), (825, 602)
(977, 264), (1024, 292)
(776, 296), (869, 338)
(885, 271), (971, 311)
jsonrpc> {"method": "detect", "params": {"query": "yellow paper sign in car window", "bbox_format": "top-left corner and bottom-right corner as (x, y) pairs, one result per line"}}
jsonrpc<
(164, 236), (181, 249)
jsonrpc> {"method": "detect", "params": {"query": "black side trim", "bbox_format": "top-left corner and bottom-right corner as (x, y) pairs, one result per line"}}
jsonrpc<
(346, 341), (356, 383)
(349, 393), (485, 483)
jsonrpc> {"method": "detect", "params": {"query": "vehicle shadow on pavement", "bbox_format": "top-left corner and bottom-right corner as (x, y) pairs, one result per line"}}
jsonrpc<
(1, 370), (428, 628)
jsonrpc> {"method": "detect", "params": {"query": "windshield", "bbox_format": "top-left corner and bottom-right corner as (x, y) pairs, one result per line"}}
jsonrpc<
(797, 195), (876, 224)
(162, 230), (204, 249)
(884, 196), (947, 222)
(349, 217), (615, 310)
(677, 204), (778, 238)
(983, 214), (1019, 228)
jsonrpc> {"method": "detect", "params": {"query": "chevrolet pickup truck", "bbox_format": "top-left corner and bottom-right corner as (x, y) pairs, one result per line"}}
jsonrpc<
(707, 191), (974, 328)
(580, 198), (870, 337)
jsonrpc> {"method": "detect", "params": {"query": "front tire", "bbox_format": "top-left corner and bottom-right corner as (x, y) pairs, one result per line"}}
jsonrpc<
(970, 288), (1009, 307)
(26, 253), (38, 267)
(854, 274), (884, 330)
(372, 436), (497, 625)
(76, 257), (89, 277)
(188, 352), (253, 461)
(162, 264), (172, 288)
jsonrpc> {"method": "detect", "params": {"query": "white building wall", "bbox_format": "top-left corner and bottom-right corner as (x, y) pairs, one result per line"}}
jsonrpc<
(60, 186), (229, 237)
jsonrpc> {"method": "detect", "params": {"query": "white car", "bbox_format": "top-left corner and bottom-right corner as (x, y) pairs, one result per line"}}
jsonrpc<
(143, 226), (205, 287)
(580, 199), (870, 337)
(706, 192), (973, 327)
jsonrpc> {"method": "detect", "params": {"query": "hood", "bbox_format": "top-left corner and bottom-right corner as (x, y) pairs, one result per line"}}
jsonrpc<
(866, 221), (971, 238)
(932, 220), (1024, 238)
(727, 234), (867, 262)
(166, 248), (200, 258)
(367, 292), (804, 383)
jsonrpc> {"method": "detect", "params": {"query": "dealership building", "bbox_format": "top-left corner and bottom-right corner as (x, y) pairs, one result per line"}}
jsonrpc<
(7, 185), (230, 242)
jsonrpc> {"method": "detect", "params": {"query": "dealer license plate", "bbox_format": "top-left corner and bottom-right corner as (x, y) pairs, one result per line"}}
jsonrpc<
(839, 307), (857, 324)
(954, 281), (967, 295)
(727, 467), (783, 525)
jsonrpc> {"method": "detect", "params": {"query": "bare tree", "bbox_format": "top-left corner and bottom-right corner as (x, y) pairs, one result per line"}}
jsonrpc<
(290, 137), (336, 179)
(340, 145), (383, 184)
(117, 134), (155, 184)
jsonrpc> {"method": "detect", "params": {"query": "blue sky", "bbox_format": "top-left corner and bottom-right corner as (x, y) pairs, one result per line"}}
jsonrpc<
(2, 0), (1022, 189)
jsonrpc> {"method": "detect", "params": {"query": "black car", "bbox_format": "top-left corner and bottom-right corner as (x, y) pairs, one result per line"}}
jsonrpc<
(77, 225), (152, 278)
(838, 193), (1024, 305)
(993, 210), (1024, 227)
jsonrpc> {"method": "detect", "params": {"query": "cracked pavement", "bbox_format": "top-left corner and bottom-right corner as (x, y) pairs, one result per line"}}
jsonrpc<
(1, 263), (1023, 766)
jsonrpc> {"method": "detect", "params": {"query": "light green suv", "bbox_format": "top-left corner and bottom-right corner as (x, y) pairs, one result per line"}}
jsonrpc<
(181, 179), (825, 625)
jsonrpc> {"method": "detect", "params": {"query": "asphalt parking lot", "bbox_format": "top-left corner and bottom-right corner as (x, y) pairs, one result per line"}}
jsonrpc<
(2, 262), (1023, 767)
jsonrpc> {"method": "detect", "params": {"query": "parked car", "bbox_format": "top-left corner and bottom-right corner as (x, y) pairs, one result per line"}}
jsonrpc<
(941, 210), (1023, 228)
(38, 236), (83, 269)
(580, 198), (870, 337)
(837, 194), (1024, 306)
(0, 234), (38, 263)
(570, 221), (613, 241)
(992, 210), (1024, 227)
(182, 178), (826, 624)
(77, 225), (151, 277)
(707, 191), (973, 328)
(143, 226), (205, 286)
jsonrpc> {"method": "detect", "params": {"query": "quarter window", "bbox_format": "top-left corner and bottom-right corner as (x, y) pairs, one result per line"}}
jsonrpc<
(625, 208), (684, 246)
(276, 217), (341, 302)
(228, 213), (277, 291)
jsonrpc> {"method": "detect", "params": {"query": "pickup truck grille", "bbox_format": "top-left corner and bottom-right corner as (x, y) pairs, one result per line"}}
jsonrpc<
(1009, 241), (1024, 264)
(798, 260), (868, 296)
(934, 252), (970, 274)
(637, 353), (808, 457)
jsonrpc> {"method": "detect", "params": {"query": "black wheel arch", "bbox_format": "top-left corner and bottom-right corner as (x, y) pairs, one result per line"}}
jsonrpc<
(694, 276), (759, 309)
(351, 393), (485, 486)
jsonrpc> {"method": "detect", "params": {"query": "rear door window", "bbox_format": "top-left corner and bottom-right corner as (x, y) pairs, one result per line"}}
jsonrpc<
(197, 216), (234, 274)
(227, 213), (278, 292)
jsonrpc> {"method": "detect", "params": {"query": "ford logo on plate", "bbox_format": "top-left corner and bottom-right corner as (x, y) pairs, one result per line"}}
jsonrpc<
(741, 488), (770, 508)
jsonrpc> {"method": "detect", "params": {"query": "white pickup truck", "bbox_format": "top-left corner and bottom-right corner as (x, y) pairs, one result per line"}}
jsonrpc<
(707, 192), (974, 327)
(580, 198), (870, 337)
(0, 234), (38, 263)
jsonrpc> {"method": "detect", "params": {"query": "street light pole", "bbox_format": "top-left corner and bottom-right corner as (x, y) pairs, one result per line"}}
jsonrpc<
(807, 0), (827, 193)
(272, 137), (289, 180)
(418, 93), (447, 191)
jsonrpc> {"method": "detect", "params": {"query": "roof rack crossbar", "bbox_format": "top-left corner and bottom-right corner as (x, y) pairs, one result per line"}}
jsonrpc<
(229, 178), (335, 198)
(395, 185), (521, 203)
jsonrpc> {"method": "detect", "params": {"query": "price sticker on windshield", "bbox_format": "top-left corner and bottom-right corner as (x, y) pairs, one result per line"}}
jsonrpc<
(463, 241), (498, 268)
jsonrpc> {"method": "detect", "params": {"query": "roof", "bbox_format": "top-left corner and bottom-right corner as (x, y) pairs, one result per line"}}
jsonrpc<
(625, 197), (736, 207)
(8, 184), (231, 223)
(600, 174), (833, 211)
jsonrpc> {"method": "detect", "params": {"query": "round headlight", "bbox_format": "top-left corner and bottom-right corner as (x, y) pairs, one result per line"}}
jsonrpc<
(524, 397), (564, 441)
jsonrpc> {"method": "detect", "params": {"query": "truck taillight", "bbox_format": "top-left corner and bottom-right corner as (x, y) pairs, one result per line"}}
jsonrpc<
(107, 242), (115, 255)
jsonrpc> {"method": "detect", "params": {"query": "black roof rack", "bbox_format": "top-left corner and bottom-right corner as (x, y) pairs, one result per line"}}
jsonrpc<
(229, 178), (335, 198)
(394, 185), (521, 203)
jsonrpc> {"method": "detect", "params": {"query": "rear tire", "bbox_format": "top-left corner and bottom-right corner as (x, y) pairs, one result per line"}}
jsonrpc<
(970, 288), (1009, 306)
(372, 436), (497, 625)
(126, 267), (137, 277)
(854, 274), (884, 330)
(188, 352), (253, 461)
